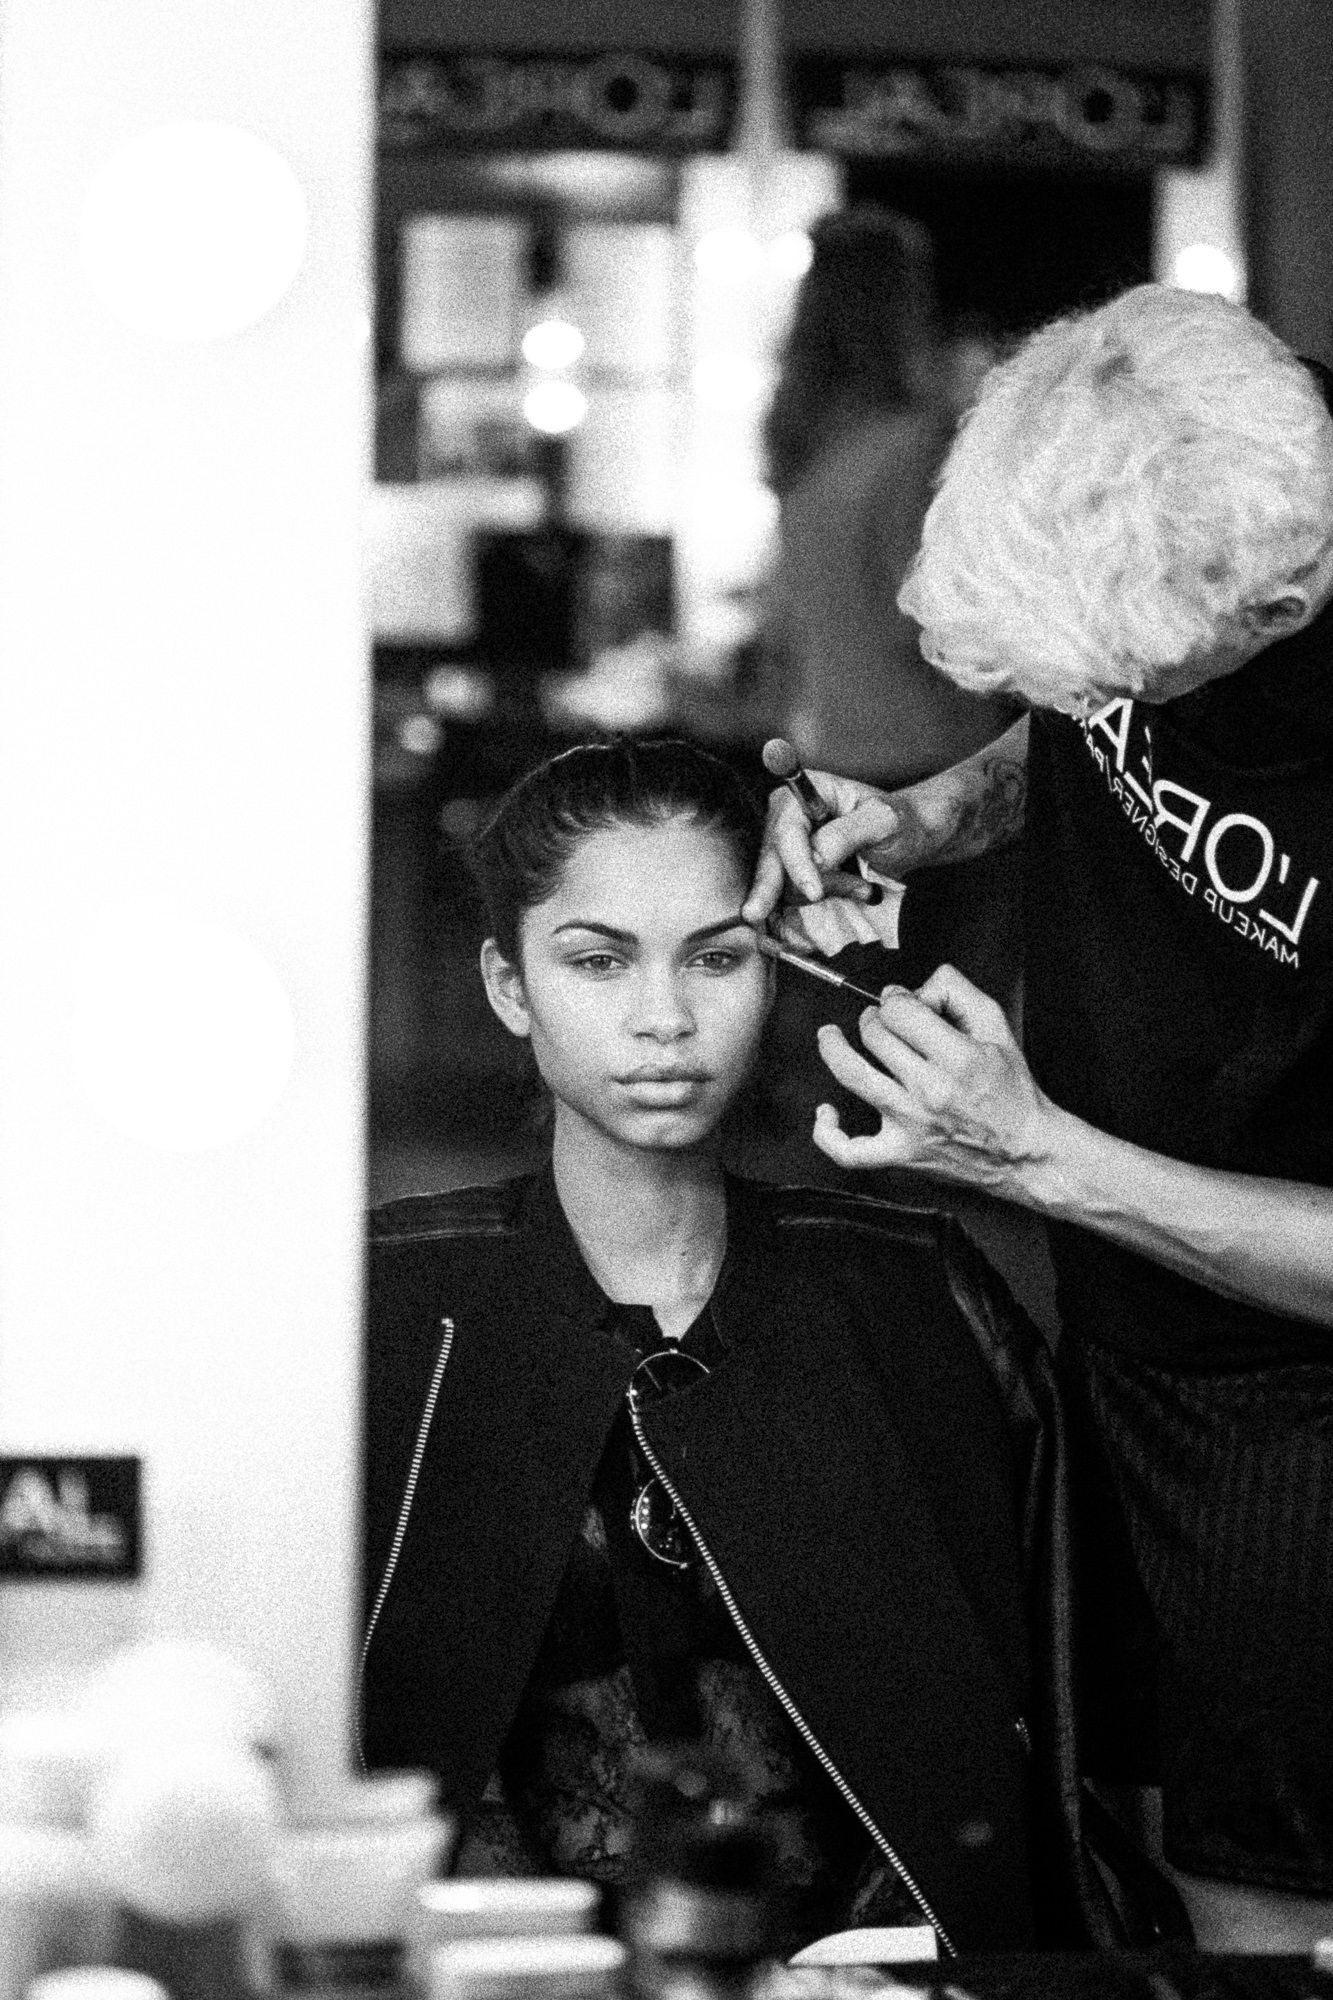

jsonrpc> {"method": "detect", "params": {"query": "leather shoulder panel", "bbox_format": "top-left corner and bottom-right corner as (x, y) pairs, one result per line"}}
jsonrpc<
(763, 1180), (949, 1254)
(368, 1176), (526, 1245)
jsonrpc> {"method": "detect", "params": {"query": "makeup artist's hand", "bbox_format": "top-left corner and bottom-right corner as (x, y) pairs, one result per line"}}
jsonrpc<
(742, 757), (975, 946)
(742, 720), (1033, 945)
(812, 964), (1055, 1193)
(742, 766), (901, 945)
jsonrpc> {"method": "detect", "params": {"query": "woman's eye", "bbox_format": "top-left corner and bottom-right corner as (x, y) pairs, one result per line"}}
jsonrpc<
(571, 952), (622, 974)
(693, 949), (743, 972)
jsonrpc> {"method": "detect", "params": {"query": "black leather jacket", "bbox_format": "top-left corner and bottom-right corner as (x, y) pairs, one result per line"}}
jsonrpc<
(359, 1169), (1122, 1955)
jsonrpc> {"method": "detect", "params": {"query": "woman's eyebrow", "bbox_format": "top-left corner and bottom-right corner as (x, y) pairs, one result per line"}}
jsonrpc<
(548, 915), (749, 943)
(685, 914), (750, 943)
(551, 920), (636, 941)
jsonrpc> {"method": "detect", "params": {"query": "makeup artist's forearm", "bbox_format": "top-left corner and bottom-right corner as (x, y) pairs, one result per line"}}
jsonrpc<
(1014, 1104), (1333, 1327)
(866, 714), (1030, 874)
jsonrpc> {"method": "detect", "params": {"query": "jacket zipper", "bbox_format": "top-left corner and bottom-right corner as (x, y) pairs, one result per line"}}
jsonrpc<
(628, 1402), (958, 1959)
(355, 1316), (456, 1772)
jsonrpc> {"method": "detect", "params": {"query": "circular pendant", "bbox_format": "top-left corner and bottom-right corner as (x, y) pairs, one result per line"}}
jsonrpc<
(631, 1477), (694, 1569)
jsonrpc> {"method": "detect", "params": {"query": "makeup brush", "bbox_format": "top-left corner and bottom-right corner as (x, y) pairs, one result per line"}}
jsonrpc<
(756, 933), (885, 1006)
(760, 738), (885, 905)
(761, 738), (835, 827)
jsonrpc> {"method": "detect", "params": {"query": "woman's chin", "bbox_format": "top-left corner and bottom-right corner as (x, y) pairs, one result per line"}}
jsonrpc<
(608, 1105), (722, 1152)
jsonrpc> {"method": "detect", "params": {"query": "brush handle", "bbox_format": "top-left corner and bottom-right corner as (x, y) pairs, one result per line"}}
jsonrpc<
(756, 935), (883, 1006)
(782, 766), (835, 828)
(762, 737), (836, 828)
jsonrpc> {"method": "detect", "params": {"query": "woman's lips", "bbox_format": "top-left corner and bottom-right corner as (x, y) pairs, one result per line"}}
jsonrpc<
(616, 1070), (710, 1101)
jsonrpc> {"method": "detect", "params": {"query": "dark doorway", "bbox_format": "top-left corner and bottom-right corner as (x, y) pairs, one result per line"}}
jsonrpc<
(845, 161), (1154, 338)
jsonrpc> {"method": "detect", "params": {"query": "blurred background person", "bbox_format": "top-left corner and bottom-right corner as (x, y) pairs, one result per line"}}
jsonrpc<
(761, 206), (1013, 790)
(756, 207), (1022, 1011)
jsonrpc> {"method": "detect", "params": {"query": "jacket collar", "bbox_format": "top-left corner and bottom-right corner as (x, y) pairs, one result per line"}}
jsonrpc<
(512, 1161), (615, 1339)
(512, 1158), (772, 1352)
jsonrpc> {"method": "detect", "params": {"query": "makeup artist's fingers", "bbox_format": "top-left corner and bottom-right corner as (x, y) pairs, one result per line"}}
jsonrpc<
(771, 908), (820, 955)
(743, 788), (822, 920)
(826, 984), (1053, 1186)
(855, 1011), (940, 1098)
(813, 1100), (917, 1169)
(742, 772), (900, 923)
(819, 868), (879, 901)
(748, 875), (876, 953)
(807, 792), (902, 876)
(815, 1023), (914, 1113)
(912, 963), (1018, 1046)
(862, 990), (975, 1075)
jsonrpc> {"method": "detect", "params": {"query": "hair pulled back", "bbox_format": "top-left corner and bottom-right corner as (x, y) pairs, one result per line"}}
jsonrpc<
(469, 737), (764, 963)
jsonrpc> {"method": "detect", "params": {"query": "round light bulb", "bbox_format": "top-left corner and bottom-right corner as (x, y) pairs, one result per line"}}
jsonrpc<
(523, 380), (588, 435)
(1171, 243), (1242, 300)
(80, 121), (308, 341)
(521, 318), (586, 371)
(399, 715), (443, 756)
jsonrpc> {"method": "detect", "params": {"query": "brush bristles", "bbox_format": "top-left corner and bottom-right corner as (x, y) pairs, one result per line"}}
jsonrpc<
(760, 737), (801, 779)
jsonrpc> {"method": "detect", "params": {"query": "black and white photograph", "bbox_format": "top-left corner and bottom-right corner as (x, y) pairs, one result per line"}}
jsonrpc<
(2, 2), (1332, 1997)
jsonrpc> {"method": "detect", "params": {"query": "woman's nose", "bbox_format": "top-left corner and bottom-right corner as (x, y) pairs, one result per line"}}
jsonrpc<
(628, 971), (694, 1039)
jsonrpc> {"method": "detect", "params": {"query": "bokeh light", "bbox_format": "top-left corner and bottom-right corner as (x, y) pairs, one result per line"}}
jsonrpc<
(1171, 242), (1242, 299)
(79, 121), (308, 341)
(521, 317), (586, 371)
(523, 379), (588, 434)
(398, 715), (444, 756)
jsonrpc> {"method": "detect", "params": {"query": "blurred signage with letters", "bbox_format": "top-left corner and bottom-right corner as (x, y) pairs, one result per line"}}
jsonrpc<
(380, 51), (1204, 167)
(0, 1455), (141, 1580)
(380, 53), (733, 153)
(802, 61), (1202, 166)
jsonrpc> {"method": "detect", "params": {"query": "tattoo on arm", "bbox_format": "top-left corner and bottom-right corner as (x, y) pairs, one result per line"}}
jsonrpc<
(932, 753), (1028, 864)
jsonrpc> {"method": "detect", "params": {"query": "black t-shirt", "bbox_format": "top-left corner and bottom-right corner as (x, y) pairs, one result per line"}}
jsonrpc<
(1023, 602), (1333, 1367)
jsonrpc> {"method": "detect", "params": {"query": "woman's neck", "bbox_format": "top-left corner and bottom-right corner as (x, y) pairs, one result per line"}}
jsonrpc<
(551, 1113), (727, 1340)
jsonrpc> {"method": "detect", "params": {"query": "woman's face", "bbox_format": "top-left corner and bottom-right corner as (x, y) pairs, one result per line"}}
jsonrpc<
(482, 817), (772, 1155)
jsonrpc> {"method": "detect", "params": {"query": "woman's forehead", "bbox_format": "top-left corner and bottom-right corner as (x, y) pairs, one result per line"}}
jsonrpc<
(533, 820), (748, 927)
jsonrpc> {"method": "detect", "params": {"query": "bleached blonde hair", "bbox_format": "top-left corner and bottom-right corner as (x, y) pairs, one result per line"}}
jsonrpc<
(897, 284), (1333, 704)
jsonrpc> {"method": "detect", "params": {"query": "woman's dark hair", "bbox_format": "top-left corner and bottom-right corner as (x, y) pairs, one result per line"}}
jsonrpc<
(469, 737), (764, 963)
(763, 205), (940, 497)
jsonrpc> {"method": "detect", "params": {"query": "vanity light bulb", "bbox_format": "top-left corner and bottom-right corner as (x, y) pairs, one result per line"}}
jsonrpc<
(1171, 243), (1242, 299)
(521, 318), (586, 371)
(523, 380), (588, 435)
(79, 121), (308, 341)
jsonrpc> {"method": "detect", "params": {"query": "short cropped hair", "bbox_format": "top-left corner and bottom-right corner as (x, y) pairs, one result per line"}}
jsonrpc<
(898, 284), (1333, 702)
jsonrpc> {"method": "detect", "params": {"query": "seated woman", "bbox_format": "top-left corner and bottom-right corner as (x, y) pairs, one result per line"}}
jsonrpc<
(358, 737), (1104, 1956)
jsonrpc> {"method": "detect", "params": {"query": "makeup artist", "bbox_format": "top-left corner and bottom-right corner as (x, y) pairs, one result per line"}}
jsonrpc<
(743, 285), (1333, 1947)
